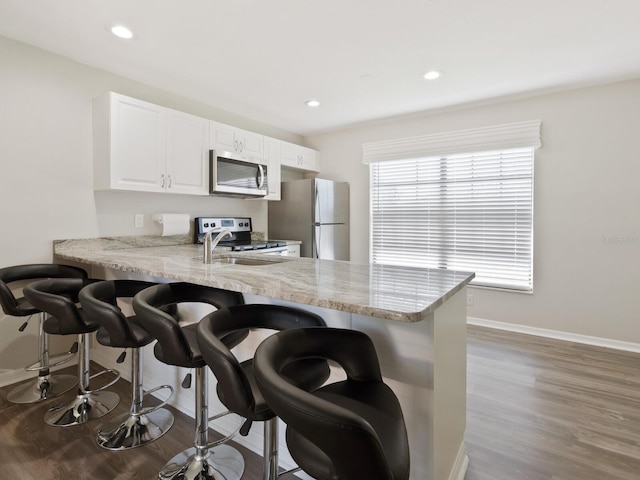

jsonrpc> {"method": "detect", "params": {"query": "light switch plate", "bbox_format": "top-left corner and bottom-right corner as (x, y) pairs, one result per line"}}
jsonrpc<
(134, 213), (144, 228)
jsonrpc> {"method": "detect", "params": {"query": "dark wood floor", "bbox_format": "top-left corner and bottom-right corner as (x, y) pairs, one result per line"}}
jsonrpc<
(2, 326), (640, 479)
(0, 364), (264, 479)
(465, 325), (640, 480)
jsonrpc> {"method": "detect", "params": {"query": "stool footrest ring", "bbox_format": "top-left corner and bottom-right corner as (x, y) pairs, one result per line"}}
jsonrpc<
(205, 411), (242, 449)
(136, 384), (174, 416)
(85, 368), (121, 394)
(24, 358), (46, 372)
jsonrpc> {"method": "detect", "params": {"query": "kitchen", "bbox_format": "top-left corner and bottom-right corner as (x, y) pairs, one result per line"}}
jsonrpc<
(2, 1), (640, 480)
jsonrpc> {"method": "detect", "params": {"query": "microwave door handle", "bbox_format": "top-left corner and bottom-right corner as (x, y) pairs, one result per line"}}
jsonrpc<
(257, 164), (265, 189)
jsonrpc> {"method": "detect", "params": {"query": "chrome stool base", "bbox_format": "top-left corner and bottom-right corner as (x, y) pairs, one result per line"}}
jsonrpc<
(7, 373), (76, 404)
(159, 444), (245, 480)
(44, 390), (120, 427)
(97, 408), (174, 450)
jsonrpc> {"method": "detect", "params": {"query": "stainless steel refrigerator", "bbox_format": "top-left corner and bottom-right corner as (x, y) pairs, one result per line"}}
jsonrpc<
(268, 178), (349, 260)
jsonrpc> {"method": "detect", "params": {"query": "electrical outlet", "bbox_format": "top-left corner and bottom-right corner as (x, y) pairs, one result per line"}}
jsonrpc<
(134, 213), (144, 228)
(466, 294), (474, 306)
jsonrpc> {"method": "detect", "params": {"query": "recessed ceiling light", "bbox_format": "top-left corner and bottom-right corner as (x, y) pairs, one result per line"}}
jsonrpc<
(423, 70), (441, 80)
(305, 99), (320, 108)
(111, 25), (134, 39)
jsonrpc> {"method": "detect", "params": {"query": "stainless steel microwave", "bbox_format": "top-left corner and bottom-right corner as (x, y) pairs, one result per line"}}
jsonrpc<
(209, 150), (268, 198)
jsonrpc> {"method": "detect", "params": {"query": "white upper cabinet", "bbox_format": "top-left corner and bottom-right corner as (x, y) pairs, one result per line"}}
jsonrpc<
(166, 109), (209, 195)
(263, 136), (281, 201)
(280, 141), (320, 172)
(93, 92), (208, 195)
(93, 92), (321, 199)
(210, 121), (263, 160)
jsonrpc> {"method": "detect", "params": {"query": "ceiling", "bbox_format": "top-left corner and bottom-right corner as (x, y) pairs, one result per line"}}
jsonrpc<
(2, 0), (640, 136)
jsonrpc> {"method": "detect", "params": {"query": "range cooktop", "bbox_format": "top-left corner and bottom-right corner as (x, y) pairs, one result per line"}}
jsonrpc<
(194, 216), (286, 251)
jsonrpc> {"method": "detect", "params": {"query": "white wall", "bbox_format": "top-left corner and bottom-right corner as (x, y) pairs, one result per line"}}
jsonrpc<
(307, 80), (640, 343)
(0, 35), (302, 376)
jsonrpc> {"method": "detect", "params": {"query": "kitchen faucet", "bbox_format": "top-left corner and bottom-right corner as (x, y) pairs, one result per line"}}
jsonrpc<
(203, 228), (232, 264)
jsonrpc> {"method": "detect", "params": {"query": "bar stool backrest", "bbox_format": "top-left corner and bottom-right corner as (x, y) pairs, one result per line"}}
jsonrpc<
(133, 282), (245, 368)
(79, 279), (158, 347)
(0, 264), (87, 316)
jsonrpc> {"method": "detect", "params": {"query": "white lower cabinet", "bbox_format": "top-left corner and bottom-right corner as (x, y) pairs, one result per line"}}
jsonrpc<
(285, 244), (301, 257)
(94, 92), (208, 195)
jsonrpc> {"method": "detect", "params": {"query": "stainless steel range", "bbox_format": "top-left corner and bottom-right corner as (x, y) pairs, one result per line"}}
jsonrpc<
(194, 217), (288, 254)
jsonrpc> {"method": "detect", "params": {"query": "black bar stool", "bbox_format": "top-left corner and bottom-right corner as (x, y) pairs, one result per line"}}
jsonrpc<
(23, 277), (121, 426)
(0, 264), (86, 404)
(254, 327), (411, 480)
(132, 282), (247, 480)
(79, 279), (175, 450)
(196, 304), (331, 480)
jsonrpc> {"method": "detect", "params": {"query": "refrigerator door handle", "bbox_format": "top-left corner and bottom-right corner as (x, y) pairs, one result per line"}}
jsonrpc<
(314, 224), (320, 258)
(315, 183), (321, 225)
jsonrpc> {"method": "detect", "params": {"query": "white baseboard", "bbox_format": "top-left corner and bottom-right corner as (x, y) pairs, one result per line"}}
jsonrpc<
(0, 358), (79, 389)
(468, 316), (640, 353)
(449, 443), (469, 480)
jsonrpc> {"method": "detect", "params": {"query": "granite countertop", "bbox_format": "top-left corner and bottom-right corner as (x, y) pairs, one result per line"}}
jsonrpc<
(53, 236), (474, 323)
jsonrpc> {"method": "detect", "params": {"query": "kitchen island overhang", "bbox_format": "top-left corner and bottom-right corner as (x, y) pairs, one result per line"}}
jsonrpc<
(54, 237), (474, 480)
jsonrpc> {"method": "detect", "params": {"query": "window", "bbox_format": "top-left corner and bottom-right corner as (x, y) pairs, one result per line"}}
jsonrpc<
(364, 121), (540, 292)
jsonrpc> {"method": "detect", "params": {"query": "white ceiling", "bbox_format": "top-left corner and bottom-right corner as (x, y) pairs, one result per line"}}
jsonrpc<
(2, 0), (640, 136)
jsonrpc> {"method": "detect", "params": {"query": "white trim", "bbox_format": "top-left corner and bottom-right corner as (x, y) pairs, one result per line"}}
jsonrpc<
(0, 368), (36, 389)
(448, 443), (469, 480)
(468, 316), (640, 353)
(0, 357), (79, 388)
(362, 119), (541, 164)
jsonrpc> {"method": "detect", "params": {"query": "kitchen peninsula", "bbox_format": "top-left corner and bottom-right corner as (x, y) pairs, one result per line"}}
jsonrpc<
(54, 237), (474, 480)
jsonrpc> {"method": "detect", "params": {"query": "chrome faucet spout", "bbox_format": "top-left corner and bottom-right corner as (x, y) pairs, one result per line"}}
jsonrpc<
(203, 228), (233, 264)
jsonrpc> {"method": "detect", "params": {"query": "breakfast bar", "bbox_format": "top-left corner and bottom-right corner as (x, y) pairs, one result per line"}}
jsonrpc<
(53, 237), (474, 480)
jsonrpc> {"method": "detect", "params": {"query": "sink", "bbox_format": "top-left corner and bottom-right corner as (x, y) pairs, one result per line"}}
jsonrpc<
(205, 255), (295, 266)
(212, 257), (276, 266)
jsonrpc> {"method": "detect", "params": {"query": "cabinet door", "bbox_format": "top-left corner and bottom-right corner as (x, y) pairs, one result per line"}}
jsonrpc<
(110, 94), (166, 192)
(299, 145), (319, 172)
(285, 244), (300, 257)
(166, 110), (209, 195)
(263, 137), (281, 200)
(236, 129), (263, 158)
(281, 141), (320, 172)
(210, 121), (237, 153)
(280, 141), (300, 168)
(210, 122), (263, 160)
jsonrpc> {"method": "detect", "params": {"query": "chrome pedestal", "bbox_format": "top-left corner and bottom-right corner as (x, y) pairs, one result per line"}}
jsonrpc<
(159, 445), (245, 480)
(158, 368), (244, 480)
(45, 333), (120, 427)
(45, 390), (120, 427)
(98, 408), (174, 450)
(7, 312), (76, 404)
(7, 372), (76, 404)
(97, 348), (174, 450)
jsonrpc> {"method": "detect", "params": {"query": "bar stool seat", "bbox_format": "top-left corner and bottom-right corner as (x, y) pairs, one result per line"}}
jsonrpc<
(24, 277), (120, 426)
(79, 279), (175, 450)
(254, 327), (410, 480)
(196, 304), (331, 480)
(133, 282), (247, 480)
(0, 264), (86, 404)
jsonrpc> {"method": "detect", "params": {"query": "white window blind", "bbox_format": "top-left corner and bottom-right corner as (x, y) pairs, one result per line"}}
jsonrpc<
(370, 147), (534, 292)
